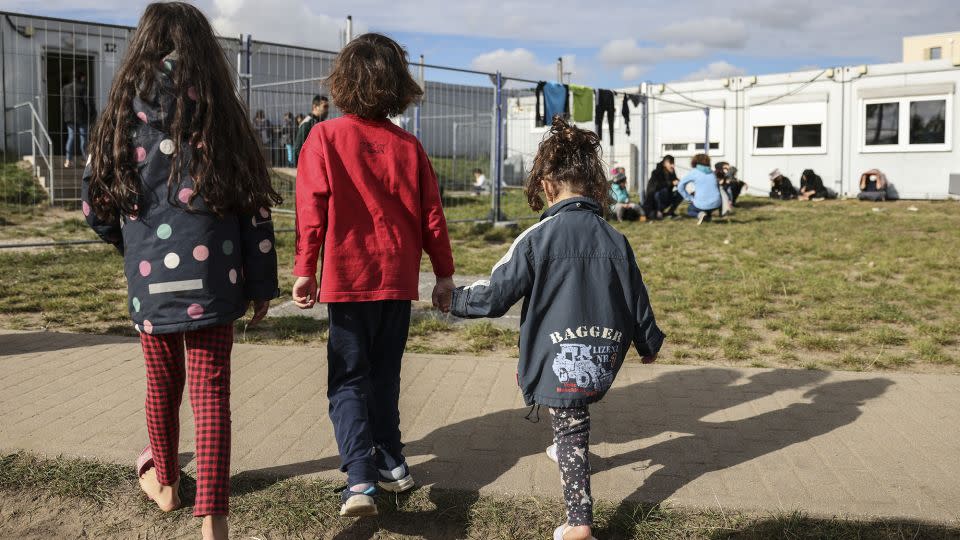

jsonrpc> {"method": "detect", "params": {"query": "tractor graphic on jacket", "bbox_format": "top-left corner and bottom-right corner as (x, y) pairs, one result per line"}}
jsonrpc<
(552, 343), (611, 391)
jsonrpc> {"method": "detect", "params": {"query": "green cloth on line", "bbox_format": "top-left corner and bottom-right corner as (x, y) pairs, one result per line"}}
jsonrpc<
(570, 84), (594, 123)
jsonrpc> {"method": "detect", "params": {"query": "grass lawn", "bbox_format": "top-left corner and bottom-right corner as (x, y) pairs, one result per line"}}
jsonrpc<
(3, 452), (958, 539)
(1, 193), (958, 372)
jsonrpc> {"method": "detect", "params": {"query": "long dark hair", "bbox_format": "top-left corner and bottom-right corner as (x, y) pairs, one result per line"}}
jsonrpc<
(525, 116), (609, 212)
(87, 2), (280, 220)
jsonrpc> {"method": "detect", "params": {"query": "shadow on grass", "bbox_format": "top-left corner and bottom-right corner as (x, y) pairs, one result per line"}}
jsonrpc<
(238, 368), (894, 540)
(733, 198), (776, 210)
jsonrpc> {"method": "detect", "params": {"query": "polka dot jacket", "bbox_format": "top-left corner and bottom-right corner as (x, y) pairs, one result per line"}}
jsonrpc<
(81, 59), (279, 335)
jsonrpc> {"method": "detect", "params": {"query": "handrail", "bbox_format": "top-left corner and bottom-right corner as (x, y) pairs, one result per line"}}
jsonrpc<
(11, 101), (55, 204)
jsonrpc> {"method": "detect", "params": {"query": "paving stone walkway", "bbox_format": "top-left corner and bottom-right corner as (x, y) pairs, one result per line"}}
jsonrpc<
(1, 329), (959, 523)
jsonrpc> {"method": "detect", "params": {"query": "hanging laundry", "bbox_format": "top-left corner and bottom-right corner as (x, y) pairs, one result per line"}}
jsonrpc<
(595, 89), (615, 144)
(535, 81), (547, 127)
(543, 82), (569, 125)
(622, 93), (641, 136)
(569, 84), (594, 123)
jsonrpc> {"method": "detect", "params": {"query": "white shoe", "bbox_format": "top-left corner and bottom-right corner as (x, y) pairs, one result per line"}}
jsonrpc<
(696, 211), (707, 225)
(377, 463), (415, 493)
(339, 487), (378, 517)
(545, 443), (558, 463)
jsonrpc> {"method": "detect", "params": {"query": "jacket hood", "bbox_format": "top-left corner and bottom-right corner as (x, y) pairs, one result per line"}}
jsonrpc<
(541, 196), (602, 220)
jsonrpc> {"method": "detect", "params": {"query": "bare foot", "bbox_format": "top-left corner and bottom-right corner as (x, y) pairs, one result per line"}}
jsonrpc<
(202, 515), (228, 540)
(138, 467), (181, 512)
(563, 525), (593, 540)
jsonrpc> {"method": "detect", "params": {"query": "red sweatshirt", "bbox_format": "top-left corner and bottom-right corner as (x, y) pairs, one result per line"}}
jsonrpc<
(293, 114), (455, 303)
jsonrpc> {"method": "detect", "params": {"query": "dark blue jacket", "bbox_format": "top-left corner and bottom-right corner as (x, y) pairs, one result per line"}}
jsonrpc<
(451, 197), (665, 408)
(81, 63), (278, 335)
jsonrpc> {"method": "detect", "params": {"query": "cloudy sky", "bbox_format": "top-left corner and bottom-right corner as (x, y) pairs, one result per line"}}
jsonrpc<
(7, 0), (960, 87)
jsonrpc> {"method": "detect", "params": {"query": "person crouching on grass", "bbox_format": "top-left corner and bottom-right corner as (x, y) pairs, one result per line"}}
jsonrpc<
(450, 116), (665, 540)
(81, 3), (281, 538)
(291, 33), (456, 517)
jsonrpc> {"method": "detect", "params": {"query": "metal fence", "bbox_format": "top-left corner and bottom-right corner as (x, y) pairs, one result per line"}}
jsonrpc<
(239, 39), (510, 222)
(0, 11), (591, 225)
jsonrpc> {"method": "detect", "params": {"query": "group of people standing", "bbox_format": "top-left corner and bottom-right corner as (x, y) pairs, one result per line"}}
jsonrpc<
(252, 95), (330, 168)
(609, 154), (747, 225)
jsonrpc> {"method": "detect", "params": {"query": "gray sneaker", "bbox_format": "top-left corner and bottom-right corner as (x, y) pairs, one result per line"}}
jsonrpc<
(377, 462), (415, 493)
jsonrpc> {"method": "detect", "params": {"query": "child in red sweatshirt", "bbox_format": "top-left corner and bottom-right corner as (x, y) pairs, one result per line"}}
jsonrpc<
(292, 33), (455, 517)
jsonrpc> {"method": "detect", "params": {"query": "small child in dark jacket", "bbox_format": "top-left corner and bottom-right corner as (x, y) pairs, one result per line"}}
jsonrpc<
(451, 117), (665, 540)
(291, 33), (455, 517)
(81, 3), (280, 538)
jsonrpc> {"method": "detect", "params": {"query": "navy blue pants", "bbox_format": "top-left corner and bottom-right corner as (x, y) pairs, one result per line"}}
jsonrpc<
(686, 203), (717, 220)
(327, 300), (411, 486)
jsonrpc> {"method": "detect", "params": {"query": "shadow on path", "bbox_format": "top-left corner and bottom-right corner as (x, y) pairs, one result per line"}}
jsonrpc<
(0, 331), (136, 357)
(238, 367), (892, 539)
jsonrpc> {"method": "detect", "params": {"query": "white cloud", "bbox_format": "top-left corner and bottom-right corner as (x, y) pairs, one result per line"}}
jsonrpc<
(621, 65), (648, 82)
(210, 0), (353, 50)
(599, 39), (705, 66)
(470, 49), (583, 83)
(655, 18), (748, 49)
(683, 61), (747, 81)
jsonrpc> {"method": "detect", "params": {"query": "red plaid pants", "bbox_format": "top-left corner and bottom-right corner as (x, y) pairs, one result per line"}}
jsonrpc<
(140, 324), (233, 516)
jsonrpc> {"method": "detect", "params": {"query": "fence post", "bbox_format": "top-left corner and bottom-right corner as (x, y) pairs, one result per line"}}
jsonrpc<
(493, 71), (504, 223)
(415, 54), (423, 140)
(640, 92), (649, 201)
(244, 35), (252, 107)
(704, 106), (710, 157)
(236, 35), (252, 107)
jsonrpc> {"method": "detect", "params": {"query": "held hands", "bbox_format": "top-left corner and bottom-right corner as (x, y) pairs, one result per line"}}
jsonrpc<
(292, 275), (319, 309)
(432, 276), (455, 313)
(641, 354), (658, 364)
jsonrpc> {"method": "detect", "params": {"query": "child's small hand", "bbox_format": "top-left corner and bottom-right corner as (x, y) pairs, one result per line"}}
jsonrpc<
(249, 300), (270, 326)
(641, 354), (658, 364)
(292, 275), (318, 309)
(432, 276), (455, 313)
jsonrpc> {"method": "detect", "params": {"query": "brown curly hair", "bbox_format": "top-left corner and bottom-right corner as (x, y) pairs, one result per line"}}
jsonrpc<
(327, 33), (423, 120)
(525, 116), (610, 212)
(86, 2), (280, 220)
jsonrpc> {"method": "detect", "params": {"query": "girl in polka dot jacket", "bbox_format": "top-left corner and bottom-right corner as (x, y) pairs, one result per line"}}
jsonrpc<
(80, 3), (280, 538)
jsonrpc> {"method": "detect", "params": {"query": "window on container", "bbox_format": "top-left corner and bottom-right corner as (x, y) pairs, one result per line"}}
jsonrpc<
(865, 102), (899, 145)
(694, 142), (720, 150)
(792, 124), (822, 147)
(928, 47), (942, 60)
(663, 143), (688, 152)
(755, 126), (785, 148)
(909, 100), (946, 144)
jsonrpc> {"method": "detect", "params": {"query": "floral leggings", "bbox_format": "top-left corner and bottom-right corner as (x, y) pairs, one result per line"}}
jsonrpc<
(550, 406), (593, 526)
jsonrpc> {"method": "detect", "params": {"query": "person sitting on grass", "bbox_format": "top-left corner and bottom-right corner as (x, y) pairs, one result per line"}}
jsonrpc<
(291, 32), (455, 518)
(472, 167), (489, 195)
(81, 3), (281, 538)
(678, 153), (722, 224)
(799, 169), (828, 200)
(857, 169), (889, 201)
(450, 116), (665, 540)
(769, 169), (798, 200)
(643, 155), (682, 219)
(609, 167), (640, 222)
